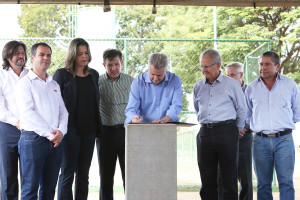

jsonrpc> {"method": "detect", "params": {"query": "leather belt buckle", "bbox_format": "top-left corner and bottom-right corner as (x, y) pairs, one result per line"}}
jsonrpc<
(267, 134), (277, 138)
(206, 123), (213, 128)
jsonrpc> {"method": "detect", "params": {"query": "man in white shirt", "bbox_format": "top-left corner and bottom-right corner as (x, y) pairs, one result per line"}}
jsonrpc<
(0, 41), (28, 200)
(15, 43), (68, 200)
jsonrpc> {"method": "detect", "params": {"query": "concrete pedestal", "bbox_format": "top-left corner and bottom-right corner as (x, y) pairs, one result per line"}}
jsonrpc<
(125, 124), (177, 200)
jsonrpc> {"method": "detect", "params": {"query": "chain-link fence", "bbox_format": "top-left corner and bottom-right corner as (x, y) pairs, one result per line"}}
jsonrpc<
(0, 37), (270, 113)
(0, 37), (271, 188)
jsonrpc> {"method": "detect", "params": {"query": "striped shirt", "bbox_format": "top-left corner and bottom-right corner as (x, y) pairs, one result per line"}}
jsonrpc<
(99, 72), (134, 126)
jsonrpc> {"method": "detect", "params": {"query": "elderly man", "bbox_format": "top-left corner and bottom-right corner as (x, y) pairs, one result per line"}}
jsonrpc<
(15, 43), (68, 200)
(97, 49), (134, 200)
(125, 53), (182, 124)
(0, 41), (28, 200)
(218, 62), (253, 200)
(193, 49), (247, 200)
(245, 51), (300, 199)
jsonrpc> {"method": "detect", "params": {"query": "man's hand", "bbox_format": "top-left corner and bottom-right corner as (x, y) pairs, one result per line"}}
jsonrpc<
(50, 130), (63, 148)
(238, 128), (248, 139)
(16, 120), (20, 130)
(131, 115), (143, 123)
(152, 115), (171, 123)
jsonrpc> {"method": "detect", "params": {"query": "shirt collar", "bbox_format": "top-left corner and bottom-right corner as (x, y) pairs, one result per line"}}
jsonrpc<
(241, 80), (245, 87)
(7, 66), (27, 74)
(105, 72), (121, 82)
(205, 70), (223, 84)
(257, 73), (282, 82)
(28, 69), (52, 82)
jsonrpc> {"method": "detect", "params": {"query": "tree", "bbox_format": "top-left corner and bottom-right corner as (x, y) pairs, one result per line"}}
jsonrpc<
(18, 5), (70, 75)
(18, 4), (69, 38)
(116, 5), (168, 77)
(115, 5), (300, 115)
(217, 7), (300, 75)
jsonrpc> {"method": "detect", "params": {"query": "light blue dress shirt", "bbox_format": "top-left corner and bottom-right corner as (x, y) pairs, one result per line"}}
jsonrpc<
(193, 72), (247, 131)
(125, 71), (183, 125)
(245, 74), (300, 134)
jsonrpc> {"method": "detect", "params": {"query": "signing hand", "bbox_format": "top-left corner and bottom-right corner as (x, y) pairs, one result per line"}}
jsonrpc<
(152, 115), (171, 123)
(131, 115), (143, 123)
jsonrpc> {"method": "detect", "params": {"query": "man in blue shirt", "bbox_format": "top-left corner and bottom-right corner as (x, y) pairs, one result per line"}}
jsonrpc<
(245, 51), (300, 200)
(193, 49), (247, 200)
(125, 53), (182, 124)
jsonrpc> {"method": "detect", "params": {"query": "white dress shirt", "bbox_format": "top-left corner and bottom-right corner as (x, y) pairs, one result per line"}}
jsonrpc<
(15, 70), (68, 140)
(0, 67), (29, 126)
(245, 74), (300, 134)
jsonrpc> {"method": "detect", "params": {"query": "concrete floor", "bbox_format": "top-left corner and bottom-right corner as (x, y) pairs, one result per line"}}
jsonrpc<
(85, 191), (291, 200)
(85, 143), (300, 200)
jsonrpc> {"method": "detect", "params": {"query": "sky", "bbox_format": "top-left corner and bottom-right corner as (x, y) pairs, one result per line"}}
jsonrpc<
(0, 4), (21, 38)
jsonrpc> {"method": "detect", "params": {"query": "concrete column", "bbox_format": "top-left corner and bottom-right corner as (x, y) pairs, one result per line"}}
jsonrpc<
(125, 124), (177, 200)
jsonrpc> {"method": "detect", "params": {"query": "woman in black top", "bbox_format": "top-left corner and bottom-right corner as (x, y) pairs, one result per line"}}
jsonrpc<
(53, 38), (101, 200)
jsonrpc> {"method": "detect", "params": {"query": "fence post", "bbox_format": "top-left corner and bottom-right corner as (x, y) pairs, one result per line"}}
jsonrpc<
(124, 39), (128, 73)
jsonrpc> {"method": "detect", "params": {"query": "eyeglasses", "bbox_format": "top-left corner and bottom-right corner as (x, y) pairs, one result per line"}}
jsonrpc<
(200, 63), (217, 69)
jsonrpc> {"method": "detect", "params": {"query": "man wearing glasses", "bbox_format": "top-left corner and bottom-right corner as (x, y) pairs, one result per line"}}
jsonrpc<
(218, 62), (253, 200)
(193, 49), (247, 200)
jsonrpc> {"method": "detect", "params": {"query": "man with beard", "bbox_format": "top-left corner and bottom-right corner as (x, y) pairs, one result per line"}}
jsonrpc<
(0, 41), (28, 200)
(15, 43), (68, 199)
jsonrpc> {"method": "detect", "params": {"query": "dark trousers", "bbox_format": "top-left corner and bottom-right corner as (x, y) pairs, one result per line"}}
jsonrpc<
(197, 123), (239, 200)
(0, 122), (21, 200)
(218, 131), (253, 200)
(57, 127), (96, 200)
(96, 126), (125, 200)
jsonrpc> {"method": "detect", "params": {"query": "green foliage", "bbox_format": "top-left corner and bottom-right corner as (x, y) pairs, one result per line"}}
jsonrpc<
(286, 72), (300, 84)
(116, 6), (168, 77)
(217, 7), (300, 74)
(18, 4), (69, 38)
(115, 5), (300, 88)
(18, 5), (70, 74)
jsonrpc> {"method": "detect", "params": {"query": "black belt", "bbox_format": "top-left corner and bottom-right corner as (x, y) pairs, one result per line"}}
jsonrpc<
(201, 120), (235, 128)
(256, 129), (292, 138)
(103, 124), (124, 129)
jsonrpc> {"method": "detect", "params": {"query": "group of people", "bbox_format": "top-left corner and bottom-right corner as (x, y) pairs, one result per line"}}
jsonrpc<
(194, 49), (300, 200)
(0, 38), (183, 200)
(0, 38), (299, 200)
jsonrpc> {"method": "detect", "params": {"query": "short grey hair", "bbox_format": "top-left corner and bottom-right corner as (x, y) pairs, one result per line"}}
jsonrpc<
(148, 53), (168, 70)
(225, 62), (244, 73)
(200, 49), (222, 65)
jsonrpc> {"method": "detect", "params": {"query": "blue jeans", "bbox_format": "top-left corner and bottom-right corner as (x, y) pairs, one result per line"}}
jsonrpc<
(18, 131), (63, 200)
(0, 122), (21, 200)
(253, 132), (295, 200)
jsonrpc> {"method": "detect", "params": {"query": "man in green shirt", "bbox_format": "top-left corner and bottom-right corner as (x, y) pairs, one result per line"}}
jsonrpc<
(97, 49), (134, 200)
